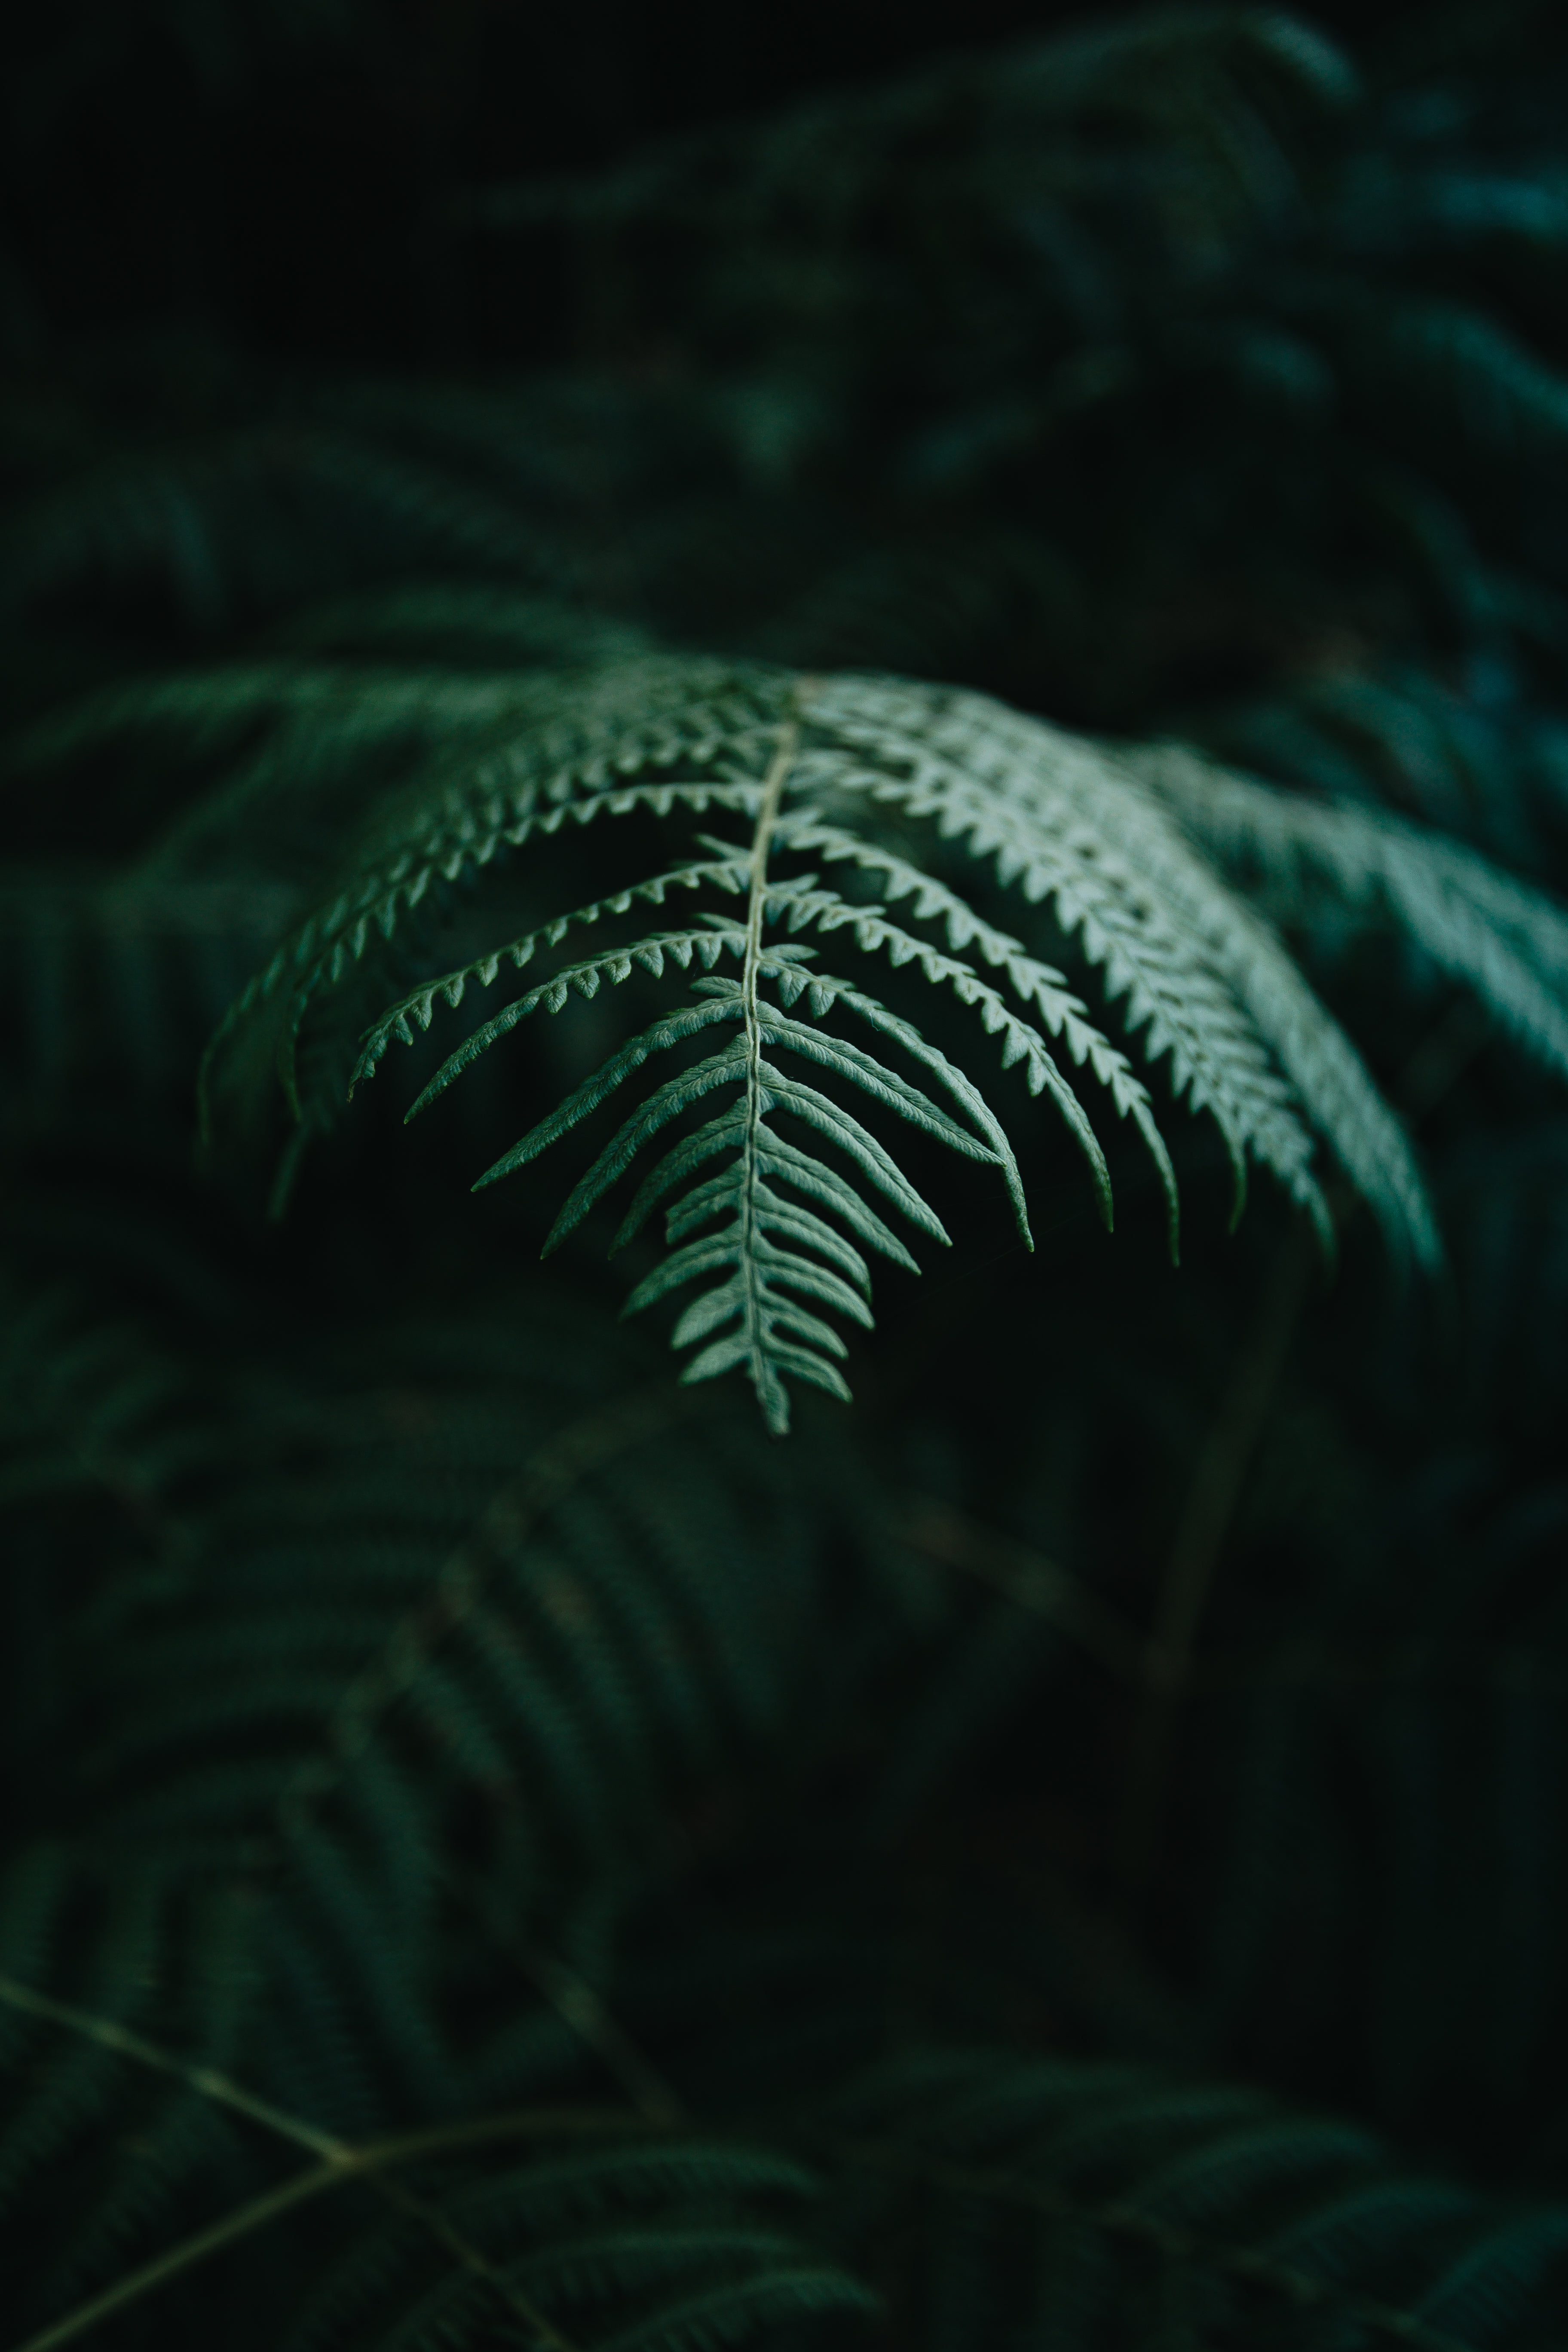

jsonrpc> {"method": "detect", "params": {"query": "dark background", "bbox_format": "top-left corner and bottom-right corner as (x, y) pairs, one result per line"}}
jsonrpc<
(1, 0), (1501, 358)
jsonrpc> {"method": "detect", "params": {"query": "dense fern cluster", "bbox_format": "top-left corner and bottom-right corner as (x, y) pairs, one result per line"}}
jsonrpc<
(0, 1234), (911, 2345)
(9, 3), (1568, 2349)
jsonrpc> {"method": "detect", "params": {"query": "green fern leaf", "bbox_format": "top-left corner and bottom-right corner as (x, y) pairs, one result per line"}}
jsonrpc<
(1127, 738), (1568, 1078)
(193, 649), (1568, 1418)
(824, 2050), (1568, 2351)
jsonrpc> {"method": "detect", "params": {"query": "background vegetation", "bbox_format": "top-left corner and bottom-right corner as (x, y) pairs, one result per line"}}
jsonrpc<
(6, 2), (1568, 2345)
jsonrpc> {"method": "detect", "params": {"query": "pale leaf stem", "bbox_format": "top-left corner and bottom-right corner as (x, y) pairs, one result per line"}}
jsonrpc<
(737, 719), (799, 1418)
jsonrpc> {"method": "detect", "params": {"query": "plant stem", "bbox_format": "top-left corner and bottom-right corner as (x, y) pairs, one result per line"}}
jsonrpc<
(10, 2109), (641, 2352)
(13, 2162), (343, 2352)
(0, 1972), (344, 2161)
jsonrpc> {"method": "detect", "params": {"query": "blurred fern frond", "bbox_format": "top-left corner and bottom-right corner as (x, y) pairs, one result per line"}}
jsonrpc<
(822, 2049), (1568, 2352)
(0, 1251), (909, 2343)
(445, 4), (1568, 735)
(0, 871), (297, 1108)
(272, 2130), (872, 2352)
(1125, 738), (1568, 1072)
(1181, 1446), (1568, 2150)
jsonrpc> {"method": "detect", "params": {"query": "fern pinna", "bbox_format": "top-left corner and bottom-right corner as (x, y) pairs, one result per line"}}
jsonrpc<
(196, 651), (1568, 1430)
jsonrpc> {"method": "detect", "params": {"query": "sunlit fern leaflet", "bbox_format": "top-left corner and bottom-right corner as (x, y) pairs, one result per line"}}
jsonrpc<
(196, 652), (1568, 1430)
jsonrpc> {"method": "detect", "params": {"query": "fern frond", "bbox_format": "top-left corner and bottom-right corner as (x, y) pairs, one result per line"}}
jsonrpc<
(280, 2138), (873, 2352)
(192, 645), (1568, 1416)
(0, 1976), (866, 2352)
(801, 671), (1407, 1258)
(0, 1270), (209, 1514)
(354, 900), (749, 1099)
(824, 2051), (1568, 2352)
(0, 1251), (914, 2332)
(390, 716), (1027, 1430)
(1127, 738), (1568, 1079)
(197, 655), (781, 1121)
(775, 815), (1174, 1217)
(0, 870), (297, 1106)
(364, 855), (1101, 1234)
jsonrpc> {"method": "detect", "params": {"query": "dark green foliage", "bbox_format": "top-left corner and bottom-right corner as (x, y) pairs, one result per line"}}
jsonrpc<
(56, 631), (1568, 1423)
(0, 1241), (906, 2345)
(821, 2051), (1568, 2351)
(8, 4), (1568, 2349)
(1182, 1450), (1568, 2147)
